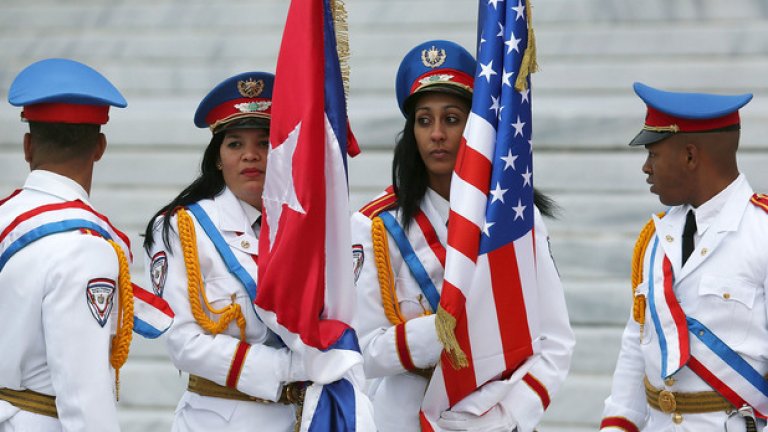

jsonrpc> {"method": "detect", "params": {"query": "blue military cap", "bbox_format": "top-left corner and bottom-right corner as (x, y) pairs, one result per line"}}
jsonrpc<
(194, 71), (274, 134)
(8, 58), (126, 125)
(395, 40), (476, 116)
(630, 82), (753, 146)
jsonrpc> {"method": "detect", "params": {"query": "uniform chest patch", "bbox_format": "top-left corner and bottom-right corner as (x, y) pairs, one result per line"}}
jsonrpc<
(150, 251), (168, 297)
(352, 244), (364, 283)
(86, 278), (116, 327)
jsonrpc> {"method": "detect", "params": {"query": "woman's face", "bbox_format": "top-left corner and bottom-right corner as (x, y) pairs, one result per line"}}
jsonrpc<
(219, 127), (269, 209)
(412, 92), (470, 189)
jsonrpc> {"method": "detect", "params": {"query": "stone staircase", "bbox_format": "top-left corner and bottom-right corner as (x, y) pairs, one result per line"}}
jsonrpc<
(2, 1), (768, 430)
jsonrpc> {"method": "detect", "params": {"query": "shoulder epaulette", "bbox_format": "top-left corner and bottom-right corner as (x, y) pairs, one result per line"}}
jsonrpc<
(359, 185), (398, 219)
(750, 193), (768, 214)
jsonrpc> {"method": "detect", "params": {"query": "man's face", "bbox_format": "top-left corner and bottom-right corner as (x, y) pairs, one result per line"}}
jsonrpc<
(641, 135), (694, 206)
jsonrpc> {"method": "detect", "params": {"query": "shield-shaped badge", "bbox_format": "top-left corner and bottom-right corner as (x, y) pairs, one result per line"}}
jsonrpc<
(150, 251), (168, 297)
(352, 244), (364, 283)
(86, 278), (116, 327)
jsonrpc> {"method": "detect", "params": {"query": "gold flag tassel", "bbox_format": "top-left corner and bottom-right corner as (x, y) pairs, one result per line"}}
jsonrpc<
(515, 0), (538, 92)
(435, 306), (469, 369)
(330, 0), (351, 102)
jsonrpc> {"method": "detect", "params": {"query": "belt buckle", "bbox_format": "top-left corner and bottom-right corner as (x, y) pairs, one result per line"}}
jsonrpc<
(658, 390), (677, 414)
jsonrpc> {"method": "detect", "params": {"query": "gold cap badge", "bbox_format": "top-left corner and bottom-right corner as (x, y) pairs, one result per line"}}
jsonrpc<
(237, 78), (265, 98)
(421, 46), (447, 69)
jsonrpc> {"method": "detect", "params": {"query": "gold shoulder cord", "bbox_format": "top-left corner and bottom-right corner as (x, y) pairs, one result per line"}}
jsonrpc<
(631, 213), (665, 337)
(176, 208), (246, 341)
(106, 239), (134, 401)
(371, 217), (405, 326)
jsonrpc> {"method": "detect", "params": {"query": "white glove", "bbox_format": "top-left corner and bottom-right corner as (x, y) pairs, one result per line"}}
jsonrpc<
(437, 405), (517, 432)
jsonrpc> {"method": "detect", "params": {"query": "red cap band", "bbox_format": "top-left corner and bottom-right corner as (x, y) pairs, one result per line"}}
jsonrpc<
(22, 103), (110, 125)
(410, 68), (474, 96)
(205, 97), (272, 130)
(645, 106), (740, 133)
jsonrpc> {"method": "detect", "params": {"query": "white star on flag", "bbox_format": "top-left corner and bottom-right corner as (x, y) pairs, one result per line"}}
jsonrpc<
(512, 0), (525, 20)
(520, 87), (530, 104)
(488, 0), (504, 10)
(522, 166), (533, 187)
(501, 149), (518, 170)
(262, 121), (306, 248)
(512, 199), (526, 220)
(482, 220), (495, 236)
(489, 182), (508, 204)
(478, 60), (498, 83)
(512, 115), (526, 137)
(505, 31), (522, 54)
(490, 95), (501, 117)
(501, 68), (514, 87)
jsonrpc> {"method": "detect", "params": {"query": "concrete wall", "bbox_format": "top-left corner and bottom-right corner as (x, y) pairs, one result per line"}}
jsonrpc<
(2, 1), (768, 430)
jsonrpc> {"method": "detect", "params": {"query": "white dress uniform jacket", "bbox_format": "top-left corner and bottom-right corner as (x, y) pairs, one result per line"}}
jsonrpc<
(146, 188), (300, 432)
(602, 175), (768, 431)
(351, 188), (574, 432)
(0, 170), (121, 432)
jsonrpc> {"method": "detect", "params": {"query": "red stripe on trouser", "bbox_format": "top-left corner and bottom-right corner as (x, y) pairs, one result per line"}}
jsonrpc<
(599, 417), (640, 432)
(226, 342), (251, 388)
(489, 242), (534, 372)
(395, 323), (417, 371)
(522, 373), (550, 409)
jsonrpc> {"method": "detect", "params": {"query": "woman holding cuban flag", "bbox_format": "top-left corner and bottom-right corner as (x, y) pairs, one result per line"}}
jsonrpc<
(350, 39), (574, 432)
(143, 72), (308, 432)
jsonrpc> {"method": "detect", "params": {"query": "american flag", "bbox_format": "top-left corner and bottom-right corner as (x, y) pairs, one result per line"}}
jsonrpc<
(421, 0), (540, 427)
(255, 0), (373, 429)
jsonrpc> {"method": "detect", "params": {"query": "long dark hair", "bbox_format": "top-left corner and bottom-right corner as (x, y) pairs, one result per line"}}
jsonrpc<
(391, 99), (557, 230)
(143, 133), (226, 253)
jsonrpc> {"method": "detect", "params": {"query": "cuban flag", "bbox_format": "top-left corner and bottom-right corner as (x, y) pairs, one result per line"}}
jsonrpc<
(255, 0), (373, 430)
(421, 0), (541, 427)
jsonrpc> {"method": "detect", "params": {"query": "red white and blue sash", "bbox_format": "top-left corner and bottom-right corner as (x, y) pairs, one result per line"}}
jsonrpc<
(0, 194), (173, 338)
(647, 237), (690, 377)
(647, 235), (768, 416)
(378, 210), (444, 312)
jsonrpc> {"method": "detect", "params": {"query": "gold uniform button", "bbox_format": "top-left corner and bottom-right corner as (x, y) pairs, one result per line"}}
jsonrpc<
(723, 293), (730, 299)
(241, 240), (251, 249)
(664, 377), (676, 387)
(701, 248), (708, 256)
(673, 412), (683, 424)
(665, 235), (674, 243)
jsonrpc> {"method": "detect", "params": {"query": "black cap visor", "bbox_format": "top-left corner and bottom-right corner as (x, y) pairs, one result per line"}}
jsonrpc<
(214, 116), (270, 134)
(629, 129), (673, 147)
(403, 84), (472, 116)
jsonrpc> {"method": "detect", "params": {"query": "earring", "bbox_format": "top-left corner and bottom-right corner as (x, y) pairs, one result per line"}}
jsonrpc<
(216, 162), (223, 170)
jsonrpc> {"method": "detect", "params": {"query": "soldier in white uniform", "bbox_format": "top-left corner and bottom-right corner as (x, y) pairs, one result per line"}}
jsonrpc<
(601, 83), (768, 431)
(143, 72), (306, 432)
(0, 59), (134, 432)
(350, 40), (575, 432)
